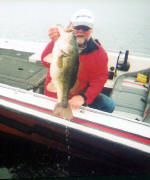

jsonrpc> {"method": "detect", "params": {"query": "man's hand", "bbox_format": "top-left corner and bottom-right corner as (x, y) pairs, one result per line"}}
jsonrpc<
(69, 95), (85, 109)
(48, 27), (60, 42)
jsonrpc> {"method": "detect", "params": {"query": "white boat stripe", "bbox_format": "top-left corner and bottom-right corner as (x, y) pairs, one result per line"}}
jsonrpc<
(1, 82), (150, 139)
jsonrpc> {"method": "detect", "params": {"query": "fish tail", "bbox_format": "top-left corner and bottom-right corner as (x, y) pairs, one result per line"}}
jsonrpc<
(53, 103), (73, 119)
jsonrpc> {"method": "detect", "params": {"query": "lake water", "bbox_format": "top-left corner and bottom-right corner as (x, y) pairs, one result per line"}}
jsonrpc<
(0, 0), (150, 54)
(0, 0), (150, 178)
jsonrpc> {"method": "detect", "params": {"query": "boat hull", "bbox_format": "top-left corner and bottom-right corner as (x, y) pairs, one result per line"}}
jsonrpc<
(1, 95), (150, 173)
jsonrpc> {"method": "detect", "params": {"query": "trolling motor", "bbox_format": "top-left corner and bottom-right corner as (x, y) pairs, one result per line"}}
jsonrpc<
(117, 50), (130, 71)
(109, 50), (130, 79)
(113, 50), (130, 77)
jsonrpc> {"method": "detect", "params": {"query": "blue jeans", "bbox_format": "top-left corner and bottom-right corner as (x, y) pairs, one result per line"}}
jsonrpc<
(88, 93), (115, 113)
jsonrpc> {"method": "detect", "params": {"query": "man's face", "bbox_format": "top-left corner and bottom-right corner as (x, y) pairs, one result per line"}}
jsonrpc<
(73, 25), (92, 46)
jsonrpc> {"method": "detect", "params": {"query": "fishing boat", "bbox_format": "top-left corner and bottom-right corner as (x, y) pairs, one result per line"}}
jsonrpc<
(0, 39), (150, 172)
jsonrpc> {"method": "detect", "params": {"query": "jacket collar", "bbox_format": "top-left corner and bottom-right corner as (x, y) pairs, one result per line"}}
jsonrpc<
(80, 38), (99, 54)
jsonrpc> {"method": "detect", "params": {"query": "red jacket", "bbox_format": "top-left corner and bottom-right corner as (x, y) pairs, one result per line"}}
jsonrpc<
(41, 38), (108, 105)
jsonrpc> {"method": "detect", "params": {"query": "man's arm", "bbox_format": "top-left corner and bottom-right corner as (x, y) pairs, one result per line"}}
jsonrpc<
(41, 41), (54, 68)
(69, 49), (108, 109)
(41, 27), (60, 68)
(84, 51), (108, 105)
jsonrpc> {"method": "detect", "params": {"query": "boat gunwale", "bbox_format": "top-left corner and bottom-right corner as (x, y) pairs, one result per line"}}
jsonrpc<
(1, 82), (150, 132)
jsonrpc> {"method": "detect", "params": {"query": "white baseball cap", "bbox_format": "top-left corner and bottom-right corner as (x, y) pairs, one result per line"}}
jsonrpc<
(71, 9), (95, 29)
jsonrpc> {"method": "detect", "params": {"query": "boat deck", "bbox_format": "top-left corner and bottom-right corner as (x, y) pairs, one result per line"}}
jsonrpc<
(0, 48), (46, 92)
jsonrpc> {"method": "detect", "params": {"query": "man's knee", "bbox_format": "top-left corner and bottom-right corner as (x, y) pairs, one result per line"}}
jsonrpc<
(88, 93), (115, 113)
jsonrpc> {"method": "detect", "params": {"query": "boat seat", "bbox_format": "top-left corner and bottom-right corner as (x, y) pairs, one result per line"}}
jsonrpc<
(110, 73), (149, 120)
(143, 90), (150, 123)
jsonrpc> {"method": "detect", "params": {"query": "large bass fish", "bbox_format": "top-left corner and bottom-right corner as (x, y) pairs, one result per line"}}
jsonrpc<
(47, 26), (79, 119)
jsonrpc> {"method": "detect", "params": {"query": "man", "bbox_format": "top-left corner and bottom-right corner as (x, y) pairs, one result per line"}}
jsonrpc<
(41, 9), (115, 113)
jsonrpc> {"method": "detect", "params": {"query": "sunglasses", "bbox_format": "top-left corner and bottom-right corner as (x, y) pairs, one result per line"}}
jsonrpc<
(74, 25), (91, 31)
